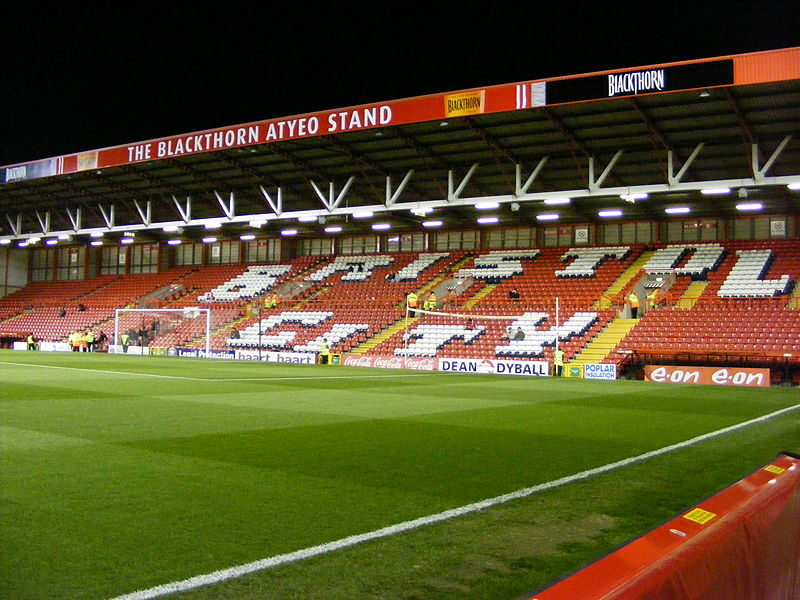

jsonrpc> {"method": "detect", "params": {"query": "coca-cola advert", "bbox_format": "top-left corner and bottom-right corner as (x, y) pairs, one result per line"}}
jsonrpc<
(342, 354), (436, 371)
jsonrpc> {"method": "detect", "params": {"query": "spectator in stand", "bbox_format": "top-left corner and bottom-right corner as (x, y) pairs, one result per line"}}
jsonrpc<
(647, 290), (661, 311)
(514, 327), (526, 340)
(96, 331), (108, 352)
(77, 303), (86, 312)
(230, 328), (241, 339)
(68, 330), (81, 352)
(628, 292), (640, 319)
(58, 308), (67, 318)
(503, 326), (514, 340)
(84, 329), (94, 352)
(424, 291), (437, 311)
(318, 338), (330, 364)
(553, 347), (565, 376)
(406, 291), (419, 317)
(72, 332), (79, 352)
(509, 287), (520, 302)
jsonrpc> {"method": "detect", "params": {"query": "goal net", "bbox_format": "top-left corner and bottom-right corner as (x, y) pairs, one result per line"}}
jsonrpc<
(112, 307), (211, 355)
(397, 300), (576, 360)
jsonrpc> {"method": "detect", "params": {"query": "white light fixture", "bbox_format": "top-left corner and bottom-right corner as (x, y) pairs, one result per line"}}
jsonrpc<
(204, 222), (222, 230)
(28, 237), (40, 244)
(18, 241), (28, 247)
(598, 209), (623, 218)
(120, 238), (135, 245)
(788, 182), (800, 190)
(324, 226), (342, 233)
(202, 236), (218, 243)
(620, 192), (648, 202)
(665, 206), (691, 214)
(89, 232), (104, 238)
(240, 234), (256, 241)
(297, 215), (317, 223)
(410, 207), (433, 216)
(423, 220), (443, 228)
(475, 201), (500, 210)
(536, 213), (559, 221)
(0, 239), (11, 245)
(352, 210), (374, 219)
(249, 219), (267, 228)
(477, 216), (499, 224)
(163, 225), (181, 232)
(701, 187), (731, 196)
(544, 198), (571, 205)
(57, 234), (71, 240)
(281, 229), (298, 236)
(372, 223), (391, 231)
(46, 239), (59, 245)
(167, 239), (182, 245)
(90, 240), (103, 247)
(736, 202), (763, 211)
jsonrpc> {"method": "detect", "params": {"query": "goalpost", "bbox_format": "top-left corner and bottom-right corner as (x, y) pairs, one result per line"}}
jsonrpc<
(113, 307), (211, 356)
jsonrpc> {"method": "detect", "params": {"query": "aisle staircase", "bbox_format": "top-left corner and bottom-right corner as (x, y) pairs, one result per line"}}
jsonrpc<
(787, 282), (800, 309)
(675, 281), (708, 309)
(593, 250), (655, 309)
(461, 284), (497, 311)
(569, 318), (638, 368)
(349, 316), (419, 355)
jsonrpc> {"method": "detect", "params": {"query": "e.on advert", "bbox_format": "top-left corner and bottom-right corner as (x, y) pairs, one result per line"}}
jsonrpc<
(644, 365), (770, 387)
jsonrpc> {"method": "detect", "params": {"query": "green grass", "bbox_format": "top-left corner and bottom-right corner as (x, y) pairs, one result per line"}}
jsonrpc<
(1, 350), (798, 600)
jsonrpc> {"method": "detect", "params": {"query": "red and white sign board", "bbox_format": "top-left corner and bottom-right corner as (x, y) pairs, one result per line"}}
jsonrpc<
(644, 365), (770, 387)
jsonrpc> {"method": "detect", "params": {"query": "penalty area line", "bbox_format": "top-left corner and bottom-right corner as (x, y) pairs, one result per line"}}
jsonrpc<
(107, 402), (800, 600)
(0, 361), (435, 383)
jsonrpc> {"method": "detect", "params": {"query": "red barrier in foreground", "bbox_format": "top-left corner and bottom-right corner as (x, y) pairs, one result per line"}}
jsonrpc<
(525, 452), (800, 600)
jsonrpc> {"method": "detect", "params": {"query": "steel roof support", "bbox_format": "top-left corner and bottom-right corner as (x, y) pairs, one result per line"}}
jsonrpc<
(171, 196), (192, 223)
(753, 136), (792, 181)
(259, 185), (283, 216)
(589, 151), (623, 192)
(515, 158), (549, 196)
(668, 144), (705, 185)
(448, 163), (478, 201)
(98, 204), (115, 229)
(66, 207), (81, 232)
(214, 191), (236, 220)
(311, 176), (355, 212)
(5, 214), (21, 237)
(134, 200), (151, 226)
(35, 211), (51, 234)
(385, 171), (414, 206)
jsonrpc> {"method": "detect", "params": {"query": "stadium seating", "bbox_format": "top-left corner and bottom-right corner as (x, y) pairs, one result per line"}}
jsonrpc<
(1, 241), (797, 374)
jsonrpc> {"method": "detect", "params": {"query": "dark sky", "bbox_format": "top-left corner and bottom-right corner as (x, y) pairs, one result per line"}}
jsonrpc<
(2, 1), (798, 166)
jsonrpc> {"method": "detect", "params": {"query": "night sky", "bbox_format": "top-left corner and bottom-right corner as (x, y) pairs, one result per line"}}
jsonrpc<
(2, 2), (798, 166)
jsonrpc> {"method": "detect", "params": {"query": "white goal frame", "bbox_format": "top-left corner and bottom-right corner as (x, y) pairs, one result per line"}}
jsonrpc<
(113, 307), (211, 355)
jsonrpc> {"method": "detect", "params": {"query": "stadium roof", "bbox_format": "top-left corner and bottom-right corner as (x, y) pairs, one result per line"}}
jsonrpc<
(1, 47), (799, 245)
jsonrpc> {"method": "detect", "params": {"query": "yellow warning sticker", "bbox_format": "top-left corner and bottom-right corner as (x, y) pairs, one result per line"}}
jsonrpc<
(683, 508), (717, 525)
(764, 465), (785, 475)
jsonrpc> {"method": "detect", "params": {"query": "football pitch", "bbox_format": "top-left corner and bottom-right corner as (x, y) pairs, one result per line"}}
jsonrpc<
(1, 351), (798, 600)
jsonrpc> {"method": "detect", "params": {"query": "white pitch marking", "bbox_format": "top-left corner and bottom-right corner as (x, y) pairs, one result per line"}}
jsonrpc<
(0, 361), (434, 382)
(107, 402), (800, 600)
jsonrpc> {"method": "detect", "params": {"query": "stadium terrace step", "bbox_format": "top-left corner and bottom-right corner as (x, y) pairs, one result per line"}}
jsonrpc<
(675, 281), (709, 309)
(594, 250), (655, 309)
(570, 318), (638, 366)
(350, 316), (420, 354)
(461, 284), (497, 310)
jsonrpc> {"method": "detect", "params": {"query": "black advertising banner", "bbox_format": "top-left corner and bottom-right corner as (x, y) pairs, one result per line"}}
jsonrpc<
(546, 59), (734, 105)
